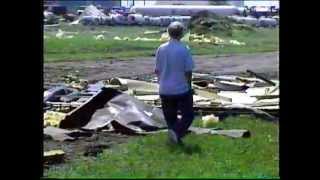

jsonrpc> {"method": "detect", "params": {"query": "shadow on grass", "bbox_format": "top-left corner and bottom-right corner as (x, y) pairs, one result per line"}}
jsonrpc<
(166, 142), (202, 155)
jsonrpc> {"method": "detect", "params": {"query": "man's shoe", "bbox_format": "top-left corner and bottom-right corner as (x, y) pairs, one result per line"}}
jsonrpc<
(177, 138), (184, 146)
(168, 129), (179, 144)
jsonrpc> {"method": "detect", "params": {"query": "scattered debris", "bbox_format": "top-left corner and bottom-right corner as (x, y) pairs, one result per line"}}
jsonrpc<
(211, 129), (250, 138)
(84, 144), (111, 156)
(113, 36), (121, 40)
(143, 30), (163, 34)
(246, 70), (277, 86)
(44, 71), (278, 129)
(94, 34), (105, 40)
(44, 111), (66, 127)
(189, 127), (250, 138)
(55, 29), (77, 39)
(44, 150), (65, 164)
(55, 29), (65, 39)
(112, 32), (243, 45)
(201, 114), (220, 127)
(43, 70), (278, 165)
(229, 40), (246, 46)
(44, 126), (92, 142)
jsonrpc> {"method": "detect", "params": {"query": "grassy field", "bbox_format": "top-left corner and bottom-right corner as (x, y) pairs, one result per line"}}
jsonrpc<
(44, 24), (279, 62)
(46, 115), (279, 178)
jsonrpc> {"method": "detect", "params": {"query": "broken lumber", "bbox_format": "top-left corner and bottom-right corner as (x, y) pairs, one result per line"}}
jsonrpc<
(46, 101), (83, 107)
(252, 95), (279, 100)
(189, 127), (250, 138)
(44, 150), (65, 164)
(223, 104), (278, 121)
(246, 70), (276, 86)
(133, 89), (159, 95)
(60, 88), (121, 128)
(210, 129), (250, 138)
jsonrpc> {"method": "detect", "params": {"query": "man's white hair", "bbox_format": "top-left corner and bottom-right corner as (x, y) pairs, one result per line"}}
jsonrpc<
(167, 21), (185, 39)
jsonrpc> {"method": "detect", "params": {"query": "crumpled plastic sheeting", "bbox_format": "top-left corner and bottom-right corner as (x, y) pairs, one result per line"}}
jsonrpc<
(82, 93), (167, 133)
(44, 126), (92, 142)
(82, 108), (114, 130)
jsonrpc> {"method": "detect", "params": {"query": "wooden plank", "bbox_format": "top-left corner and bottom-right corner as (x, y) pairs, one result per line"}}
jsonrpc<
(60, 88), (121, 128)
(44, 150), (65, 164)
(211, 129), (251, 138)
(46, 102), (83, 107)
(246, 70), (276, 86)
(252, 95), (279, 100)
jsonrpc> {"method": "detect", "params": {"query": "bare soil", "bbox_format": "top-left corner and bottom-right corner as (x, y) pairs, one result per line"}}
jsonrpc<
(43, 131), (139, 176)
(44, 52), (279, 83)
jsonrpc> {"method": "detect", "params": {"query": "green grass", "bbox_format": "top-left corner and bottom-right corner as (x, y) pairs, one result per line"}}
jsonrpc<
(44, 24), (279, 62)
(46, 115), (279, 178)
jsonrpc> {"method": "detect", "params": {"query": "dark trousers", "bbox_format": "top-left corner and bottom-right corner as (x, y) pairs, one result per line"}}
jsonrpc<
(160, 90), (194, 139)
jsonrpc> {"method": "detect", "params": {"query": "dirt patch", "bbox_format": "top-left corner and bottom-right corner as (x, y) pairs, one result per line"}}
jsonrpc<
(43, 130), (137, 174)
(44, 52), (279, 84)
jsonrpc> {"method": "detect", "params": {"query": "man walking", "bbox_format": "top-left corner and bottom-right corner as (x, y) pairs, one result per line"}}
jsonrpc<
(155, 21), (194, 144)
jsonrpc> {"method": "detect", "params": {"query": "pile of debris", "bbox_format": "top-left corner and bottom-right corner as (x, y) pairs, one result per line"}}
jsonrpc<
(69, 5), (191, 26)
(189, 11), (278, 36)
(190, 11), (236, 36)
(44, 70), (278, 131)
(44, 10), (59, 25)
(66, 5), (277, 28)
(71, 5), (111, 26)
(43, 70), (278, 164)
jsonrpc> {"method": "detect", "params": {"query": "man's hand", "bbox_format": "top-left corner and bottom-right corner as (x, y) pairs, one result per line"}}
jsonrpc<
(155, 69), (160, 83)
(185, 71), (192, 90)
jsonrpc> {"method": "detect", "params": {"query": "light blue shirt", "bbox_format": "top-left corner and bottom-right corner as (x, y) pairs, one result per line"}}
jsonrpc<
(155, 39), (194, 95)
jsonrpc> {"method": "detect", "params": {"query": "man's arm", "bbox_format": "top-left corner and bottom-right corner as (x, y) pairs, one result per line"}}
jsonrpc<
(155, 69), (160, 82)
(185, 47), (194, 91)
(154, 47), (161, 82)
(185, 71), (192, 89)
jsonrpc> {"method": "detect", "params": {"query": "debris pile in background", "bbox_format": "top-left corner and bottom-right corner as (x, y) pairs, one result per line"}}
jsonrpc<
(44, 10), (59, 25)
(44, 4), (278, 29)
(74, 5), (110, 25)
(190, 11), (236, 36)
